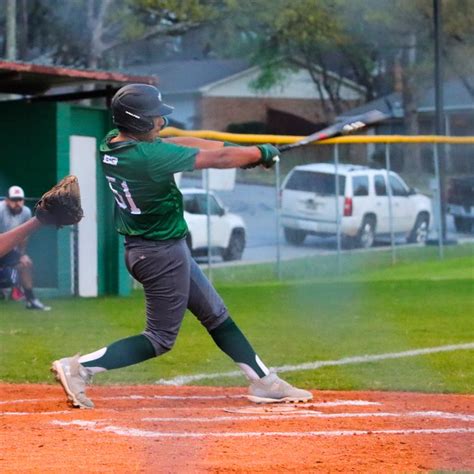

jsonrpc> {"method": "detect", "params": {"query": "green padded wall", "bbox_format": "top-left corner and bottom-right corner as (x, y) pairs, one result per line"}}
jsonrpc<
(0, 101), (131, 297)
(0, 102), (60, 291)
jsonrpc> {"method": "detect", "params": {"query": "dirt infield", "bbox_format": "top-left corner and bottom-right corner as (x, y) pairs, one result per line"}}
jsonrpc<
(1, 384), (473, 473)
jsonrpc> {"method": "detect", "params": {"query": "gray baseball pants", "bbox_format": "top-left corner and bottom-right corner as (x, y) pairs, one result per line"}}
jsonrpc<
(124, 235), (229, 355)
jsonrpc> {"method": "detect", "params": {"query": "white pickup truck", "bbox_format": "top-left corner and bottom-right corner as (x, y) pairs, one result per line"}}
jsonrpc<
(281, 163), (433, 248)
(182, 188), (246, 260)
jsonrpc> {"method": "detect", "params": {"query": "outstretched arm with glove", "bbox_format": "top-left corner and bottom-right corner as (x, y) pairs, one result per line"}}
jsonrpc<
(0, 175), (83, 258)
(194, 144), (279, 170)
(164, 136), (279, 170)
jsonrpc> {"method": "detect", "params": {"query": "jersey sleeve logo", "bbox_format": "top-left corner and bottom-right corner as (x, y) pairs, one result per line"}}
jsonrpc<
(103, 154), (118, 166)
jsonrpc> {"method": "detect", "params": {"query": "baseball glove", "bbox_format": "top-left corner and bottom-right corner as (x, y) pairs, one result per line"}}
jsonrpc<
(34, 175), (84, 227)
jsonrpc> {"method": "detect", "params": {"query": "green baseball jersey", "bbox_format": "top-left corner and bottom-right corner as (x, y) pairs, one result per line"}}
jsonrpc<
(99, 129), (199, 240)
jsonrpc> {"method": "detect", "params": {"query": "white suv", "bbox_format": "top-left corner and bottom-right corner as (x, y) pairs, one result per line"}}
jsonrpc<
(182, 188), (246, 260)
(280, 163), (432, 248)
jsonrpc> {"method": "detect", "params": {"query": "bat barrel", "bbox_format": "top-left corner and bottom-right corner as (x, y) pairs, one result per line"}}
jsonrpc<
(274, 109), (389, 154)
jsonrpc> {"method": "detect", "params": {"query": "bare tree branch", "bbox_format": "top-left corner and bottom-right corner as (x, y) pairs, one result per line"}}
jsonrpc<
(444, 51), (474, 99)
(99, 21), (200, 55)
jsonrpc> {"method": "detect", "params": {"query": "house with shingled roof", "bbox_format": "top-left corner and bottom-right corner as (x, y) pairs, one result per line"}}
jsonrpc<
(130, 59), (367, 133)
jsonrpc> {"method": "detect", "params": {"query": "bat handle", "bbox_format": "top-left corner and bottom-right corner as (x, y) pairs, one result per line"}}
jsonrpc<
(277, 144), (292, 153)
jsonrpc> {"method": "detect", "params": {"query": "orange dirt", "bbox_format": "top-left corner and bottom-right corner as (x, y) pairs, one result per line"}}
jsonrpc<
(1, 383), (473, 473)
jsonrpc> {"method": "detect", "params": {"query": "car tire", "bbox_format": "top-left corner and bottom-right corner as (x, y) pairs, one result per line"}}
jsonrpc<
(407, 213), (430, 243)
(283, 227), (307, 245)
(222, 229), (246, 261)
(356, 216), (375, 249)
(454, 216), (472, 233)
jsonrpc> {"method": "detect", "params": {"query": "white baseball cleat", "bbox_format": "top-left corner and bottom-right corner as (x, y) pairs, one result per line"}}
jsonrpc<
(248, 372), (313, 404)
(26, 298), (51, 311)
(51, 355), (94, 409)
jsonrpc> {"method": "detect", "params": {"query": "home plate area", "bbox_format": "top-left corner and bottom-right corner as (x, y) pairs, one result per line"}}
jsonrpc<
(1, 384), (473, 473)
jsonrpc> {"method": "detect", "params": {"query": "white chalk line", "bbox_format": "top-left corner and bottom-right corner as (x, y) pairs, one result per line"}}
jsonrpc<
(50, 420), (474, 439)
(0, 394), (248, 406)
(4, 407), (472, 422)
(99, 394), (244, 401)
(141, 410), (474, 423)
(0, 394), (243, 406)
(0, 396), (380, 410)
(1, 402), (385, 422)
(302, 400), (380, 407)
(0, 398), (63, 406)
(156, 342), (474, 385)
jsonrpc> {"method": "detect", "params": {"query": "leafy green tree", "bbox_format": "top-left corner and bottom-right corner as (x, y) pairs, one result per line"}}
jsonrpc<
(0, 0), (218, 68)
(364, 0), (474, 172)
(443, 0), (474, 97)
(213, 0), (472, 171)
(213, 0), (386, 121)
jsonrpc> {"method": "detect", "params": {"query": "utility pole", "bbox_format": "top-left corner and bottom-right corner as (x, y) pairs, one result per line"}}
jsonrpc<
(433, 0), (447, 241)
(6, 0), (17, 60)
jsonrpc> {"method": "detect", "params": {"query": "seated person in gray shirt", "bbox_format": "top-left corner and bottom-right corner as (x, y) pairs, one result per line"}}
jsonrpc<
(0, 186), (50, 311)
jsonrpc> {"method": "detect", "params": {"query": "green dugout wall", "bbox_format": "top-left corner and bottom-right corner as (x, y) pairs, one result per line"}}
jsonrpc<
(0, 101), (131, 297)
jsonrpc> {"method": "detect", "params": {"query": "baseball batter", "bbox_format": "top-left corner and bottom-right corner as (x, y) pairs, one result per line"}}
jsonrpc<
(52, 84), (312, 408)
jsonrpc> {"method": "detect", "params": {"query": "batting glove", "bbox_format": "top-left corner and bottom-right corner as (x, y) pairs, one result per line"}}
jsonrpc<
(257, 144), (280, 168)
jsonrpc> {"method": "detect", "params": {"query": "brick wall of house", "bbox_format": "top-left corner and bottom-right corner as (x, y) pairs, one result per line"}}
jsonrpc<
(199, 97), (323, 130)
(198, 96), (359, 131)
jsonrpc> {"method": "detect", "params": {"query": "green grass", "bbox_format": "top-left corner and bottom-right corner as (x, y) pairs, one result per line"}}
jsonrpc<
(0, 244), (473, 393)
(211, 242), (474, 284)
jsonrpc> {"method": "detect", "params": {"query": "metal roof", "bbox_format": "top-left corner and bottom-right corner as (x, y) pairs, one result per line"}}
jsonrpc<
(418, 78), (474, 111)
(338, 78), (474, 119)
(0, 60), (156, 96)
(131, 59), (365, 97)
(337, 92), (403, 119)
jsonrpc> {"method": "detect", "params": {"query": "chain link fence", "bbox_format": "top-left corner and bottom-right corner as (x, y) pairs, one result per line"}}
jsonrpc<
(5, 135), (471, 292)
(176, 136), (474, 283)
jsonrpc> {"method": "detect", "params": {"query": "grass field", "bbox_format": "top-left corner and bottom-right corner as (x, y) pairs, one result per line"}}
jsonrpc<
(1, 244), (473, 393)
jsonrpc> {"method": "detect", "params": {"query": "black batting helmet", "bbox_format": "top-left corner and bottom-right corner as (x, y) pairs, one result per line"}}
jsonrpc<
(111, 84), (174, 133)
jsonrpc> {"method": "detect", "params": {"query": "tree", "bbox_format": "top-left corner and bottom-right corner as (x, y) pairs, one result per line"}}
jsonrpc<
(364, 0), (474, 172)
(0, 0), (218, 68)
(214, 0), (387, 122)
(443, 0), (474, 98)
(84, 0), (218, 68)
(5, 0), (17, 60)
(215, 0), (473, 171)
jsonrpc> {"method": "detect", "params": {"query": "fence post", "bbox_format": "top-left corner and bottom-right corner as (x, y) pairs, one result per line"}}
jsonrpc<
(333, 144), (342, 274)
(385, 143), (396, 264)
(205, 168), (212, 282)
(72, 224), (79, 296)
(275, 158), (282, 280)
(432, 143), (444, 259)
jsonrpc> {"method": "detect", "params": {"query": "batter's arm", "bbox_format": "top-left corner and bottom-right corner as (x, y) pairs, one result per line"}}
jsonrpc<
(194, 146), (261, 169)
(194, 144), (278, 170)
(0, 217), (42, 258)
